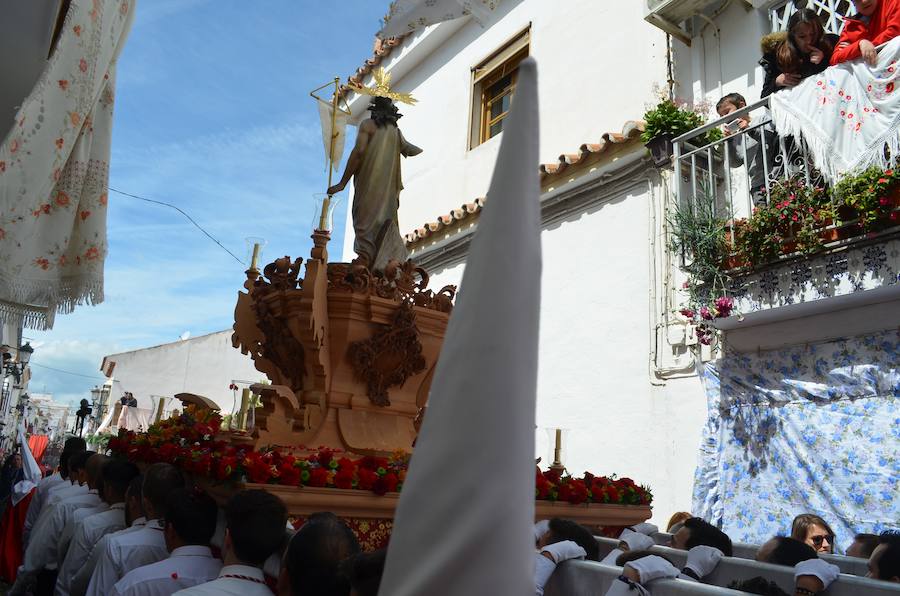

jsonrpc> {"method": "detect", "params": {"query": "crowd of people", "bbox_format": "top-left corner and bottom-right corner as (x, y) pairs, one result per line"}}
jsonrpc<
(533, 511), (900, 595)
(2, 435), (895, 596)
(0, 437), (394, 596)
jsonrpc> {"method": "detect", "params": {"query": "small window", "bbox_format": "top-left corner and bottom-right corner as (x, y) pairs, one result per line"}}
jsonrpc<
(470, 27), (530, 148)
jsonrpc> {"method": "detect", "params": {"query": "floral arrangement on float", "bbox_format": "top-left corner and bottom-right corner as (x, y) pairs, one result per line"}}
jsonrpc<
(107, 405), (410, 496)
(535, 468), (652, 506)
(108, 405), (653, 507)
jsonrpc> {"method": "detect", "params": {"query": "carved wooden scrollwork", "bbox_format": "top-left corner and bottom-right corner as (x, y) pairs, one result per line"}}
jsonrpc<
(327, 259), (457, 313)
(347, 303), (426, 407)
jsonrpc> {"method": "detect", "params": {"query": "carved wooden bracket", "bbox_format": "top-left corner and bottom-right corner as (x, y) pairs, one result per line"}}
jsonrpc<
(347, 303), (426, 407)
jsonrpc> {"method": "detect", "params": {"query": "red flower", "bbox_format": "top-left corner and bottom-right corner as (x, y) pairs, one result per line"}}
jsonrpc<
(215, 456), (237, 481)
(307, 467), (328, 487)
(79, 58), (88, 73)
(334, 469), (354, 489)
(357, 468), (377, 490)
(317, 449), (334, 467)
(279, 463), (300, 486)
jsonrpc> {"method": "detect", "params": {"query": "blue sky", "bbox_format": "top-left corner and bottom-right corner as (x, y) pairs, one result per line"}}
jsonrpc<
(26, 0), (388, 406)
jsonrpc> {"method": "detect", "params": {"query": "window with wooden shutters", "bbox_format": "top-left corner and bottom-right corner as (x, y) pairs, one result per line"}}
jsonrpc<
(469, 26), (530, 149)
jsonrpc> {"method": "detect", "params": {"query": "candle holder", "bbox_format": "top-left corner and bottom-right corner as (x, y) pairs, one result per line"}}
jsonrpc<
(244, 237), (267, 273)
(544, 427), (569, 475)
(312, 193), (342, 233)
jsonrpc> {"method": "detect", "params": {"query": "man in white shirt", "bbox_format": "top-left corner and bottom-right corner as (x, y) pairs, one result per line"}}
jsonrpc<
(173, 489), (287, 596)
(23, 438), (86, 547)
(111, 487), (222, 596)
(69, 475), (147, 596)
(87, 463), (185, 596)
(56, 460), (140, 596)
(12, 451), (101, 595)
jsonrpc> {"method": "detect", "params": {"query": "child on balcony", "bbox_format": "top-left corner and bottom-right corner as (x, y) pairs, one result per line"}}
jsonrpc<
(831, 0), (900, 65)
(717, 93), (779, 206)
(760, 9), (838, 98)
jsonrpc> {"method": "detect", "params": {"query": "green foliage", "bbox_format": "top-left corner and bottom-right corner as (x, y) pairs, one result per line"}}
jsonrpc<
(668, 190), (731, 306)
(642, 99), (721, 146)
(834, 166), (900, 229)
(736, 176), (831, 268)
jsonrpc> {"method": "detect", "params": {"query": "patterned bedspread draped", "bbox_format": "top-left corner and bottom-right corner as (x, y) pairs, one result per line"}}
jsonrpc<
(693, 329), (900, 550)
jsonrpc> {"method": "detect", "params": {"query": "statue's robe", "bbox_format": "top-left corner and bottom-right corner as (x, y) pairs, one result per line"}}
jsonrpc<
(352, 122), (415, 270)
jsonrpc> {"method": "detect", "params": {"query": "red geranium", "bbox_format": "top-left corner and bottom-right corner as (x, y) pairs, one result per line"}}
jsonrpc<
(307, 467), (328, 488)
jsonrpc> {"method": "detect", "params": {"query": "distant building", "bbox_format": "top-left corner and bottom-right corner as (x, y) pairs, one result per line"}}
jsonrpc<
(99, 330), (262, 422)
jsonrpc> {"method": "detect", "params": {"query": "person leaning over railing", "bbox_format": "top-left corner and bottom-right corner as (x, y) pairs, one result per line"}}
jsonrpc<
(760, 9), (838, 98)
(831, 0), (900, 65)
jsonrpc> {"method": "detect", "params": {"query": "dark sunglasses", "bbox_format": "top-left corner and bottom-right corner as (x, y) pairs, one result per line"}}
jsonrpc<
(811, 534), (834, 546)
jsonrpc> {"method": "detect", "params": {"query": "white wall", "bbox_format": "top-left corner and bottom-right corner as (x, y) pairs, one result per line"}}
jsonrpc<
(420, 184), (707, 524)
(672, 3), (772, 117)
(341, 0), (670, 259)
(102, 330), (262, 414)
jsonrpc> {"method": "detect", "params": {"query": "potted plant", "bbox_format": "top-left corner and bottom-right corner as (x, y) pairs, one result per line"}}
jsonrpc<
(736, 176), (831, 268)
(834, 166), (900, 231)
(641, 98), (722, 167)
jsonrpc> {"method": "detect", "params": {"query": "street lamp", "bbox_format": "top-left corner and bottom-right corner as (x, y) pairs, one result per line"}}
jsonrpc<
(2, 341), (34, 383)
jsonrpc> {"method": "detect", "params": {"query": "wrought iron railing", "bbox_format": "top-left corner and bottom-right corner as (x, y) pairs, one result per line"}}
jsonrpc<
(672, 95), (825, 246)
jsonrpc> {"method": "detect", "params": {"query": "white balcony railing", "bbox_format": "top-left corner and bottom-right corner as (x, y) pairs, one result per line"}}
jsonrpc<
(672, 95), (822, 245)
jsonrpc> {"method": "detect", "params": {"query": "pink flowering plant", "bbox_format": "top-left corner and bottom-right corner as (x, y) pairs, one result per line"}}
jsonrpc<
(834, 166), (900, 230)
(736, 176), (831, 268)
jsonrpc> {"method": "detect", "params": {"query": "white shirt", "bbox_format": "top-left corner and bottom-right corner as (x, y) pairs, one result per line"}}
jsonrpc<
(87, 519), (168, 596)
(172, 564), (273, 596)
(29, 482), (84, 545)
(59, 502), (110, 563)
(24, 489), (102, 572)
(110, 546), (222, 596)
(69, 517), (146, 596)
(23, 472), (65, 545)
(48, 480), (86, 505)
(56, 503), (126, 596)
(534, 552), (557, 596)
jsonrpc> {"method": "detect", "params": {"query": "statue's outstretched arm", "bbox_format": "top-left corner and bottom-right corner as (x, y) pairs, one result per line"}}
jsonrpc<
(327, 120), (374, 195)
(399, 130), (423, 157)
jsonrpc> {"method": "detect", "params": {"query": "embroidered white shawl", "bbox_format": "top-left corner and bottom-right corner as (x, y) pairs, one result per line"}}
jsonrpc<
(0, 0), (135, 330)
(770, 36), (900, 185)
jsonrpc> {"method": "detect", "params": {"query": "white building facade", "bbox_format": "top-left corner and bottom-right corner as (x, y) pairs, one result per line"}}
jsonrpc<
(100, 330), (263, 424)
(340, 1), (706, 524)
(338, 0), (900, 535)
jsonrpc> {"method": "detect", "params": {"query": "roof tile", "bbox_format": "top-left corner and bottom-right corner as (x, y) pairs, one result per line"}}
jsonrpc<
(403, 120), (646, 245)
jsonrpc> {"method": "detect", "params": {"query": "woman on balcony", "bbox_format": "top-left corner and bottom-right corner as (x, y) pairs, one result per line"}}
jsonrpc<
(830, 0), (900, 65)
(761, 9), (839, 98)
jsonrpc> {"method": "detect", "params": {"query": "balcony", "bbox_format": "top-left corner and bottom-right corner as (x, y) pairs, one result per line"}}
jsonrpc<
(669, 94), (900, 328)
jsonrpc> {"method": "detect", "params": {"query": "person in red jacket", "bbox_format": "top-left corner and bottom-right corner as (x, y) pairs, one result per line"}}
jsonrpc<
(831, 0), (900, 65)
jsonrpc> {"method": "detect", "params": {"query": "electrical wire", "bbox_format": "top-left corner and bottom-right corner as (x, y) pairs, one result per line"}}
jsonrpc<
(108, 187), (245, 265)
(29, 362), (106, 380)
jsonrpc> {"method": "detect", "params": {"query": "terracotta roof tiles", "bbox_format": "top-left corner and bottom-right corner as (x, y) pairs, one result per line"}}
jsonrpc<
(341, 35), (409, 98)
(404, 120), (645, 245)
